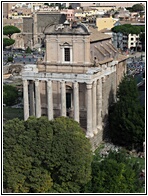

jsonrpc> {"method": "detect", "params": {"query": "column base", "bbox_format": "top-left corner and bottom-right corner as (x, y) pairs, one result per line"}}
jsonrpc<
(97, 125), (102, 131)
(86, 132), (94, 138)
(93, 128), (98, 135)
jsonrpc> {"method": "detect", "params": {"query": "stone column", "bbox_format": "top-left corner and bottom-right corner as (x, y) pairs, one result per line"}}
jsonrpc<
(86, 83), (94, 138)
(47, 80), (53, 120)
(61, 81), (66, 116)
(73, 82), (79, 123)
(29, 80), (35, 116)
(23, 79), (29, 121)
(101, 76), (106, 126)
(97, 78), (102, 130)
(35, 80), (41, 118)
(92, 81), (97, 134)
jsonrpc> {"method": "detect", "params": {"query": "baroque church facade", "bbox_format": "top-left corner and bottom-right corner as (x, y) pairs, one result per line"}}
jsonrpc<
(22, 21), (127, 150)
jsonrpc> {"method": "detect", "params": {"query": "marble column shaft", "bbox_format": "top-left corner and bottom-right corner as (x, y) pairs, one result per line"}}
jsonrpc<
(29, 80), (35, 116)
(92, 81), (97, 133)
(61, 81), (66, 116)
(35, 80), (41, 118)
(23, 79), (29, 121)
(74, 82), (79, 123)
(86, 83), (94, 138)
(97, 79), (102, 129)
(47, 80), (53, 120)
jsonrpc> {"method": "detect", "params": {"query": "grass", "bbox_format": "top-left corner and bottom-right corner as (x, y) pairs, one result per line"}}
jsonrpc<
(3, 107), (24, 122)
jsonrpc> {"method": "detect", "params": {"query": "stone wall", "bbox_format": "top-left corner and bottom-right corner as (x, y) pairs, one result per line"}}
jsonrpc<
(3, 18), (23, 30)
(116, 60), (127, 86)
(45, 34), (91, 65)
(37, 13), (66, 33)
(90, 129), (104, 152)
(23, 17), (33, 33)
(102, 72), (116, 121)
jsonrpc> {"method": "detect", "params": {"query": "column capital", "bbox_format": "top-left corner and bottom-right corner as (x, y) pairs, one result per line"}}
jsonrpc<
(86, 83), (92, 89)
(102, 76), (106, 83)
(23, 79), (28, 85)
(93, 80), (97, 86)
(47, 80), (52, 87)
(97, 78), (101, 85)
(35, 79), (39, 86)
(61, 80), (65, 85)
(73, 81), (78, 89)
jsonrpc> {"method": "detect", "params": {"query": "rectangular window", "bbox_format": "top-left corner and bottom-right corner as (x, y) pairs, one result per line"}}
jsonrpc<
(65, 48), (70, 61)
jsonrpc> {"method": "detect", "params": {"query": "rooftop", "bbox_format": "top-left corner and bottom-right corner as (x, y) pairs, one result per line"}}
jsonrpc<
(89, 26), (112, 42)
(44, 22), (90, 35)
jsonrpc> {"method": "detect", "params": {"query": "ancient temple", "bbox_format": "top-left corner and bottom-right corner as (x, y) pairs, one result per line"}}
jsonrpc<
(22, 21), (127, 149)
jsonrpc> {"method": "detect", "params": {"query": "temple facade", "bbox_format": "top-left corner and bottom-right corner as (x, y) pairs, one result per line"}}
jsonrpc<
(22, 21), (127, 150)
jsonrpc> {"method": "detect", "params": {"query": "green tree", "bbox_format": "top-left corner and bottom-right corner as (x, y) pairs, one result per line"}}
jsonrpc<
(109, 76), (145, 149)
(131, 4), (144, 12)
(3, 116), (92, 193)
(125, 7), (133, 12)
(68, 5), (73, 9)
(3, 25), (21, 39)
(3, 38), (15, 48)
(112, 24), (142, 35)
(7, 56), (13, 62)
(25, 46), (32, 54)
(139, 32), (145, 51)
(3, 117), (54, 193)
(3, 84), (19, 106)
(44, 3), (49, 6)
(49, 3), (55, 7)
(82, 150), (143, 193)
(49, 117), (92, 192)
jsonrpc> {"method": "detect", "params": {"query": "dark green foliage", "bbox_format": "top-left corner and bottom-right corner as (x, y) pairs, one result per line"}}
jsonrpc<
(3, 25), (21, 39)
(109, 76), (145, 149)
(3, 38), (15, 48)
(7, 56), (13, 62)
(112, 24), (144, 35)
(82, 150), (143, 193)
(49, 117), (92, 192)
(44, 3), (49, 6)
(49, 3), (55, 7)
(68, 5), (73, 9)
(125, 7), (133, 12)
(3, 116), (92, 193)
(131, 4), (144, 12)
(3, 117), (54, 193)
(126, 4), (144, 12)
(3, 107), (24, 121)
(3, 25), (20, 48)
(139, 33), (145, 51)
(3, 85), (19, 106)
(25, 46), (32, 54)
